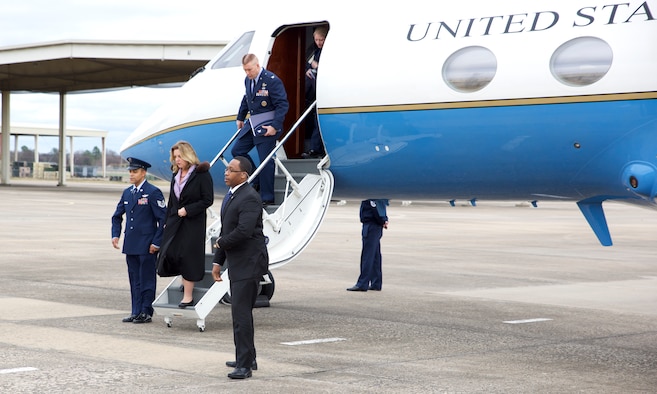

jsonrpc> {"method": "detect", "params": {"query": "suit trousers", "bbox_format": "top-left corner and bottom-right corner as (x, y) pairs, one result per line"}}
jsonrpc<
(231, 133), (277, 202)
(356, 222), (383, 290)
(126, 253), (157, 316)
(230, 277), (260, 368)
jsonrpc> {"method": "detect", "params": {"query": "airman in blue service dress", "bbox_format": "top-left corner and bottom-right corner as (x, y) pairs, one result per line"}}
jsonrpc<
(347, 199), (389, 292)
(111, 157), (167, 323)
(232, 54), (289, 205)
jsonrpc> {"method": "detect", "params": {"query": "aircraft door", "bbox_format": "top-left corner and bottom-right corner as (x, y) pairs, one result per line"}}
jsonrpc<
(266, 22), (329, 158)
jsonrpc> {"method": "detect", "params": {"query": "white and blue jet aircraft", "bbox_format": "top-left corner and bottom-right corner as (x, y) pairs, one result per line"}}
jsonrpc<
(121, 0), (657, 273)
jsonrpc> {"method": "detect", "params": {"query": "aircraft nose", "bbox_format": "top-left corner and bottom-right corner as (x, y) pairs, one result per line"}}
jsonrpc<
(621, 162), (657, 201)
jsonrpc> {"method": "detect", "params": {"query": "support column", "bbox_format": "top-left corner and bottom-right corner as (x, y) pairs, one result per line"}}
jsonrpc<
(102, 136), (107, 178)
(69, 135), (74, 178)
(13, 134), (18, 161)
(1, 91), (10, 185)
(57, 92), (67, 186)
(34, 135), (39, 163)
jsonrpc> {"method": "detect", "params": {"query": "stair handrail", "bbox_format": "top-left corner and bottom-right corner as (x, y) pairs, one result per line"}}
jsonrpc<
(247, 100), (317, 187)
(205, 101), (319, 238)
(209, 127), (242, 168)
(208, 99), (317, 180)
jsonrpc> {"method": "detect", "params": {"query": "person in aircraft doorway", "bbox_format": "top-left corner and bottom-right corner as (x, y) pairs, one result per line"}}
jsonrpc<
(302, 25), (329, 159)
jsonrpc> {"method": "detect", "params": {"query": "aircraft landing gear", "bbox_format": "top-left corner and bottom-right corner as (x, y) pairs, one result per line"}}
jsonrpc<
(221, 270), (275, 307)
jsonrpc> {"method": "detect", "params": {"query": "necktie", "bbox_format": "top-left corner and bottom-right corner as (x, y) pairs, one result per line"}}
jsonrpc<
(250, 80), (255, 95)
(131, 187), (138, 199)
(221, 191), (232, 215)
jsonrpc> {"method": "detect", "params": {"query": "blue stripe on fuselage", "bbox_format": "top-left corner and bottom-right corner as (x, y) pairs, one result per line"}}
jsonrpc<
(320, 98), (657, 201)
(121, 121), (240, 195)
(122, 98), (657, 202)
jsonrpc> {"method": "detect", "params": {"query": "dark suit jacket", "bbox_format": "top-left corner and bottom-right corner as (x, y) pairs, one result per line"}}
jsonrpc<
(237, 68), (289, 142)
(111, 180), (166, 255)
(214, 183), (269, 282)
(157, 162), (214, 281)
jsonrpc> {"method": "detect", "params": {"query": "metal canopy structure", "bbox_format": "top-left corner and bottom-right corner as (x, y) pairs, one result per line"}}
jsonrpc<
(4, 123), (108, 178)
(0, 39), (226, 185)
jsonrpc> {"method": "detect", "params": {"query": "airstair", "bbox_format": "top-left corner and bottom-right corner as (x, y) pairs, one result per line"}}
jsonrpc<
(152, 103), (334, 331)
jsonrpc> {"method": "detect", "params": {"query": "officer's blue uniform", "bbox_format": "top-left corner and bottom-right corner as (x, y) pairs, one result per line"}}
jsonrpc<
(232, 68), (289, 203)
(111, 158), (166, 318)
(354, 199), (389, 291)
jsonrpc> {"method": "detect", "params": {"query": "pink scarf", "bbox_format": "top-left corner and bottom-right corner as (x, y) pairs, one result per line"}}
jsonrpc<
(173, 164), (196, 199)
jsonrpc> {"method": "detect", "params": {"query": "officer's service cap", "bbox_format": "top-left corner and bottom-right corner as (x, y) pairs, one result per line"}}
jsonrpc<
(127, 157), (151, 170)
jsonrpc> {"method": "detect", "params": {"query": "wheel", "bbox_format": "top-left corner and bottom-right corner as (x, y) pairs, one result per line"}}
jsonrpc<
(220, 270), (275, 304)
(166, 322), (172, 328)
(199, 326), (205, 332)
(260, 270), (275, 300)
(221, 293), (232, 305)
(164, 316), (172, 328)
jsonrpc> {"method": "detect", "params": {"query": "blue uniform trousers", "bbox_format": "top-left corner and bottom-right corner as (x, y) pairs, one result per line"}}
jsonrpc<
(356, 222), (383, 290)
(126, 253), (157, 316)
(231, 133), (276, 202)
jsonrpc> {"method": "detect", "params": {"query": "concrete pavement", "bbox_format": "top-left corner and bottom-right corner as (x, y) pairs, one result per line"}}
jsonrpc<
(1, 179), (656, 393)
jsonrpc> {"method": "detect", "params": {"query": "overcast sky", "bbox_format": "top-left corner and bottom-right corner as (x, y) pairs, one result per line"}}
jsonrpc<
(0, 0), (299, 154)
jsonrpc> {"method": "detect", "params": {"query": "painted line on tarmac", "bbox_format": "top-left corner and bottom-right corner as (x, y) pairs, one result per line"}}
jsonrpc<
(0, 367), (38, 374)
(503, 318), (553, 324)
(281, 337), (346, 346)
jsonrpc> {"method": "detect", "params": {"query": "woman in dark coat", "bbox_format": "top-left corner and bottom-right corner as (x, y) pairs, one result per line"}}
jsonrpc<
(157, 141), (214, 308)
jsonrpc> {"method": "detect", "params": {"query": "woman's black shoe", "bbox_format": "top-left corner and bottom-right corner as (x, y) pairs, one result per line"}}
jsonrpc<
(178, 299), (194, 308)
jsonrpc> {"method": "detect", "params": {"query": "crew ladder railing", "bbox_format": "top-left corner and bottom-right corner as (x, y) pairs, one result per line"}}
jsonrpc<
(152, 101), (334, 331)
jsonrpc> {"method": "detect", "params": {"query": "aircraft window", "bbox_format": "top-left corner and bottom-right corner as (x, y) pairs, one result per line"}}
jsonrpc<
(211, 31), (255, 69)
(442, 46), (497, 93)
(550, 37), (612, 86)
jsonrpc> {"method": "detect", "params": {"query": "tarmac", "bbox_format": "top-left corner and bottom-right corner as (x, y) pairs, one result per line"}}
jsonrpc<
(1, 178), (656, 393)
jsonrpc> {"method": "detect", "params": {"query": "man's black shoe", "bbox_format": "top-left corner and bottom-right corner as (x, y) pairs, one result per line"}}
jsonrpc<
(225, 360), (258, 370)
(346, 286), (367, 292)
(227, 367), (252, 379)
(301, 150), (323, 159)
(122, 315), (137, 323)
(133, 313), (152, 324)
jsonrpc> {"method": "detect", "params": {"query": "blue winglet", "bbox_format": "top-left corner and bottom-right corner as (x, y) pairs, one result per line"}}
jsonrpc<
(576, 200), (613, 246)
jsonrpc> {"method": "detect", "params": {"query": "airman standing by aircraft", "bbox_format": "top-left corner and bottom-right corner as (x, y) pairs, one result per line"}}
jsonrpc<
(348, 199), (389, 292)
(111, 157), (167, 324)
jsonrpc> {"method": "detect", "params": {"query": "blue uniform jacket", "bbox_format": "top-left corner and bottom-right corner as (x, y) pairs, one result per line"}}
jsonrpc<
(237, 68), (289, 141)
(360, 199), (389, 226)
(111, 181), (167, 255)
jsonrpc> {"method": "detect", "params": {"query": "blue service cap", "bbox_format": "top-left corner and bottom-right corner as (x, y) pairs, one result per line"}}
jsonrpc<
(126, 157), (151, 170)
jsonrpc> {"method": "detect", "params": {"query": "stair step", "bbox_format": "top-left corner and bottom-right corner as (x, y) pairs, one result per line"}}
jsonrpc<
(277, 158), (321, 174)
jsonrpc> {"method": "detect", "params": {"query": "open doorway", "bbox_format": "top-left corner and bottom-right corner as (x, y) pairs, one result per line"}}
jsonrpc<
(265, 22), (329, 158)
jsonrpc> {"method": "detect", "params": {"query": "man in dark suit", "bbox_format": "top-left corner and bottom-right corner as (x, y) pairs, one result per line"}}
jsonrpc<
(111, 157), (167, 323)
(212, 156), (269, 379)
(232, 53), (289, 206)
